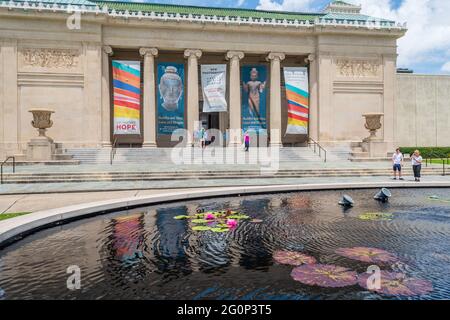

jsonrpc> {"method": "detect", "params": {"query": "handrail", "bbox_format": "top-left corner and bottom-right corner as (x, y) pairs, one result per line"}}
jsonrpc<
(308, 138), (327, 162)
(110, 136), (118, 165)
(1, 156), (16, 184)
(424, 152), (449, 176)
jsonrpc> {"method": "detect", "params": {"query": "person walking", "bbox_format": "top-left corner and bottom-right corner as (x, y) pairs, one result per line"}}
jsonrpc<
(392, 148), (404, 180)
(244, 132), (250, 152)
(411, 150), (423, 182)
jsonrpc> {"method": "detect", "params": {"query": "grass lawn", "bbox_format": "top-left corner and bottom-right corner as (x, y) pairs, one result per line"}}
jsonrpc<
(0, 212), (32, 221)
(429, 159), (450, 165)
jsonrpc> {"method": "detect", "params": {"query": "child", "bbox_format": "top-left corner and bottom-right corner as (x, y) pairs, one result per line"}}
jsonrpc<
(244, 132), (250, 152)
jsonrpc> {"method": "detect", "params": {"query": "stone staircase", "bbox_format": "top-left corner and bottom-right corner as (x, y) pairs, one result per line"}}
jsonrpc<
(1, 166), (447, 184)
(64, 147), (329, 165)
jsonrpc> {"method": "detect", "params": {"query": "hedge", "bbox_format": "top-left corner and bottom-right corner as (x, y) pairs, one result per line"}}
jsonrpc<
(400, 147), (450, 158)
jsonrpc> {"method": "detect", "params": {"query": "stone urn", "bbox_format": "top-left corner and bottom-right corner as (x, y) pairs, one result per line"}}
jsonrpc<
(29, 108), (55, 141)
(362, 113), (384, 142)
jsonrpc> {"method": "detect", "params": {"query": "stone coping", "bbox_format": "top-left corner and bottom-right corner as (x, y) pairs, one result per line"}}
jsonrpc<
(1, 181), (449, 248)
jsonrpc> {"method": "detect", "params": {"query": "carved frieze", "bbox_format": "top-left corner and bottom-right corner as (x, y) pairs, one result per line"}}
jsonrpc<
(20, 48), (80, 69)
(336, 59), (380, 77)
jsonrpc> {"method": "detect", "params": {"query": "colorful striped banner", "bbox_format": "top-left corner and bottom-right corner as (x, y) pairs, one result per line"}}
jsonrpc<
(283, 67), (309, 135)
(112, 60), (141, 135)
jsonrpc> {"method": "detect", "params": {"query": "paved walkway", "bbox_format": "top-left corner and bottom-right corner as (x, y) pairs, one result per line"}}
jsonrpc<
(0, 175), (449, 214)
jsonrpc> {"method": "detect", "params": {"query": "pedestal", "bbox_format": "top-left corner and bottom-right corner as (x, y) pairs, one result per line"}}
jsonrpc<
(361, 139), (388, 158)
(26, 136), (55, 161)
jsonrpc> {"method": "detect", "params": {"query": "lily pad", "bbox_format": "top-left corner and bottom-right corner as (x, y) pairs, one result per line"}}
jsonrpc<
(335, 247), (398, 264)
(174, 215), (190, 220)
(211, 228), (230, 233)
(273, 250), (317, 266)
(192, 226), (212, 231)
(228, 215), (250, 220)
(191, 219), (209, 224)
(358, 271), (433, 296)
(358, 212), (394, 221)
(217, 224), (230, 228)
(291, 264), (358, 288)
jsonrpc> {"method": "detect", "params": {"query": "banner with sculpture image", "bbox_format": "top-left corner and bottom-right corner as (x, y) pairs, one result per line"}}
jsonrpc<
(112, 60), (141, 135)
(283, 67), (309, 135)
(241, 65), (268, 133)
(201, 64), (227, 112)
(157, 62), (185, 135)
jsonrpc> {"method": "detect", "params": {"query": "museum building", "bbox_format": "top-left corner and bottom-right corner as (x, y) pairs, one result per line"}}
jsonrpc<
(0, 0), (414, 156)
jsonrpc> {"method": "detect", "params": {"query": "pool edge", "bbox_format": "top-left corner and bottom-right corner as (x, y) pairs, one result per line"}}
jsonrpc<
(1, 181), (449, 248)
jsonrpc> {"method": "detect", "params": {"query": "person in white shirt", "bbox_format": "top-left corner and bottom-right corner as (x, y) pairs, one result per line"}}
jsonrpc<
(392, 148), (404, 180)
(411, 150), (423, 182)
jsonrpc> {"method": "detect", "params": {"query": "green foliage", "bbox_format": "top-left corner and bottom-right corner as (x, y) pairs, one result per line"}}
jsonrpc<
(0, 212), (31, 221)
(400, 147), (450, 159)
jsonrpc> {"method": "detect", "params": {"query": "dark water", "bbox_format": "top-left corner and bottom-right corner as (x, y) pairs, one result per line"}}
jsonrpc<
(1, 188), (450, 300)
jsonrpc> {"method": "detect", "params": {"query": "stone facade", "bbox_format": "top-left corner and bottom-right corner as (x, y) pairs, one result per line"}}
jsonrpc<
(0, 0), (410, 158)
(396, 74), (450, 147)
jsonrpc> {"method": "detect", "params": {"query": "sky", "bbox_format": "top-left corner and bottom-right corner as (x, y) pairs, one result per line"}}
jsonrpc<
(131, 0), (450, 75)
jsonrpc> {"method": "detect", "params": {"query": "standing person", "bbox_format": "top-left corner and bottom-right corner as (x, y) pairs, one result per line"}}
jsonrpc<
(199, 127), (206, 149)
(412, 150), (423, 182)
(392, 148), (404, 180)
(244, 132), (250, 152)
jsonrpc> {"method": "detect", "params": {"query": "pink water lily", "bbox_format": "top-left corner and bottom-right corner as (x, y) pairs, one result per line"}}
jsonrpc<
(205, 213), (215, 220)
(227, 219), (238, 228)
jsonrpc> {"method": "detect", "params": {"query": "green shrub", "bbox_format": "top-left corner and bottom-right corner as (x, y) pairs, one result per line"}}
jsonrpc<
(400, 147), (450, 158)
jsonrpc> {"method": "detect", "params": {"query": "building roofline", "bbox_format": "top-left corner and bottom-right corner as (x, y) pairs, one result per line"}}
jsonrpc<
(94, 0), (324, 18)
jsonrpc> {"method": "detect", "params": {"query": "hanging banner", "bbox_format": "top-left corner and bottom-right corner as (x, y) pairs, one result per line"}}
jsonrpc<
(283, 67), (309, 135)
(157, 63), (185, 135)
(241, 65), (268, 133)
(112, 60), (141, 135)
(201, 64), (227, 112)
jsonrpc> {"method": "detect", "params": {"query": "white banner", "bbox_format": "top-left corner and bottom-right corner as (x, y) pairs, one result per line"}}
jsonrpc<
(201, 64), (227, 112)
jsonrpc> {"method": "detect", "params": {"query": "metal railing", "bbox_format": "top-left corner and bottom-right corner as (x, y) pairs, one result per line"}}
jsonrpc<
(1, 156), (16, 184)
(110, 136), (118, 165)
(424, 152), (449, 176)
(308, 138), (327, 162)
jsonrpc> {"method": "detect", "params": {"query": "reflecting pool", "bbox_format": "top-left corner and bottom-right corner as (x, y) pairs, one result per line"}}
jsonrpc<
(0, 188), (449, 300)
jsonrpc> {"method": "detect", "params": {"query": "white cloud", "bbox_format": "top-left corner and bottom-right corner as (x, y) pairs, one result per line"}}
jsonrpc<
(354, 0), (450, 71)
(256, 0), (450, 73)
(442, 61), (450, 73)
(256, 0), (313, 11)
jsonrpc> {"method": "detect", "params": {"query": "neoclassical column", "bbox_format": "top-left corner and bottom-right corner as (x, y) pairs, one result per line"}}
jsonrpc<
(140, 47), (159, 148)
(184, 49), (202, 146)
(226, 51), (245, 145)
(305, 54), (318, 141)
(101, 45), (113, 147)
(267, 52), (285, 146)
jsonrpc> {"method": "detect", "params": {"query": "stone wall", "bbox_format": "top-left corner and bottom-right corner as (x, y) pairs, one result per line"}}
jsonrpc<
(395, 74), (450, 147)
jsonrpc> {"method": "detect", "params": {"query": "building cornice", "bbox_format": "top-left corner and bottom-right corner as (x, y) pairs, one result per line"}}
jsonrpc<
(0, 0), (407, 35)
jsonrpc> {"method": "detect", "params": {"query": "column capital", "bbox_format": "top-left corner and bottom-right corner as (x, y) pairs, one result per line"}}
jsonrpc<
(139, 47), (158, 58)
(102, 45), (113, 56)
(184, 49), (202, 59)
(226, 51), (245, 61)
(304, 54), (316, 63)
(266, 52), (285, 62)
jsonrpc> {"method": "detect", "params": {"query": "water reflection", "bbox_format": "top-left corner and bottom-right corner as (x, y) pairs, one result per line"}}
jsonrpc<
(0, 188), (449, 300)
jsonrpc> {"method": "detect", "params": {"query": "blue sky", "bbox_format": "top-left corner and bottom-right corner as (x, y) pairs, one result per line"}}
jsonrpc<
(131, 0), (450, 75)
